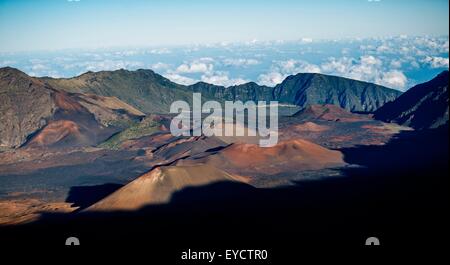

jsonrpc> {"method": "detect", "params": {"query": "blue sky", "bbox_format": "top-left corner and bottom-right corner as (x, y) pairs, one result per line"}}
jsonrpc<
(0, 0), (448, 51)
(0, 0), (448, 91)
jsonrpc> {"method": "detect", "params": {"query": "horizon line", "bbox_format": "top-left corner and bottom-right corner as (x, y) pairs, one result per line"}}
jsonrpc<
(1, 34), (449, 54)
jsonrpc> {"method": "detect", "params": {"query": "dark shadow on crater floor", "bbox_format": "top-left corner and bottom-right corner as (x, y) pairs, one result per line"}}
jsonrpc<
(65, 183), (124, 211)
(0, 126), (448, 260)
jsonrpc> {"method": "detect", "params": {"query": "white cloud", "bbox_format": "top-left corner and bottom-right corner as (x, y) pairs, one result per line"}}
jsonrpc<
(197, 57), (215, 63)
(223, 58), (260, 67)
(148, 48), (171, 54)
(60, 60), (144, 72)
(257, 72), (285, 87)
(301, 64), (322, 73)
(376, 70), (407, 90)
(29, 58), (48, 64)
(441, 40), (449, 53)
(341, 48), (351, 55)
(376, 44), (391, 53)
(244, 39), (260, 46)
(412, 36), (449, 54)
(299, 37), (313, 44)
(31, 63), (48, 71)
(257, 59), (321, 86)
(0, 60), (16, 67)
(5, 35), (447, 92)
(176, 62), (213, 74)
(151, 62), (170, 71)
(399, 46), (410, 54)
(390, 60), (402, 68)
(278, 59), (321, 74)
(414, 37), (439, 50)
(359, 44), (375, 51)
(175, 58), (214, 74)
(320, 55), (408, 90)
(201, 71), (248, 87)
(163, 73), (196, 85)
(321, 57), (351, 74)
(165, 71), (249, 87)
(114, 50), (139, 56)
(422, 56), (449, 69)
(165, 57), (249, 86)
(360, 55), (382, 66)
(28, 69), (61, 78)
(321, 55), (382, 81)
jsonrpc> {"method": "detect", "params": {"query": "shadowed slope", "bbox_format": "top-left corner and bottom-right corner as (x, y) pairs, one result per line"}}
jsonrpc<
(273, 72), (401, 111)
(374, 70), (449, 129)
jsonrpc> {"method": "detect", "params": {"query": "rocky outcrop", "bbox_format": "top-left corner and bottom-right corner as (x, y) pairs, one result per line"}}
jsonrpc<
(0, 67), (55, 148)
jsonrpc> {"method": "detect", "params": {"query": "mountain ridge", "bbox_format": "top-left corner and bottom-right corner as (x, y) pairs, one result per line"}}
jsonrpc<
(41, 68), (196, 114)
(35, 67), (402, 113)
(0, 66), (404, 148)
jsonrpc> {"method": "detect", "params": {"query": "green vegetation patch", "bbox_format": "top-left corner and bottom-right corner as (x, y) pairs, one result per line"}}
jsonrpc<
(99, 116), (162, 150)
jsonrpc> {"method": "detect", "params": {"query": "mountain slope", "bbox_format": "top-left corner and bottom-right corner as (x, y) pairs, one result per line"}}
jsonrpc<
(86, 164), (248, 211)
(0, 67), (55, 148)
(374, 71), (449, 129)
(273, 73), (401, 111)
(0, 67), (143, 148)
(43, 69), (198, 114)
(43, 69), (401, 113)
(188, 73), (401, 112)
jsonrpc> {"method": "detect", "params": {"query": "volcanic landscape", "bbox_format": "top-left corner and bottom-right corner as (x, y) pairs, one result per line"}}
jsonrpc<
(0, 67), (448, 251)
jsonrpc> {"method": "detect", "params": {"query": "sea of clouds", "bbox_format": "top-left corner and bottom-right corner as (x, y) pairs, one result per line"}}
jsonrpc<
(0, 35), (448, 91)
